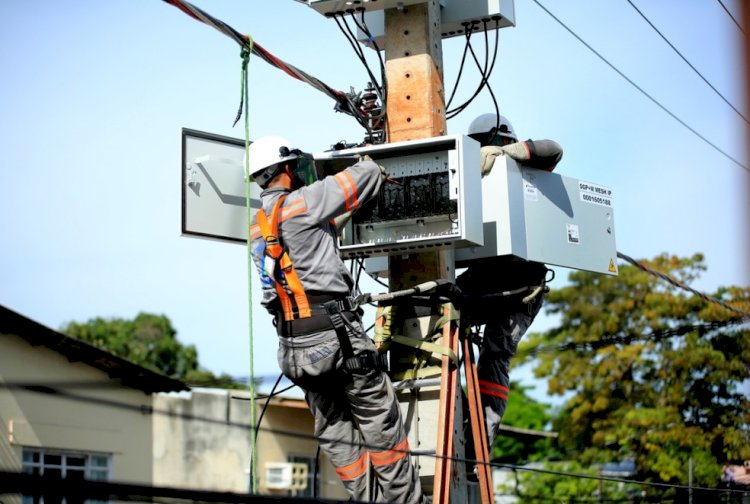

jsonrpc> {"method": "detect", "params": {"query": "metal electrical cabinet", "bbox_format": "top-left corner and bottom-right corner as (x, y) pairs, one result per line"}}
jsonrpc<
(314, 134), (484, 258)
(455, 156), (618, 275)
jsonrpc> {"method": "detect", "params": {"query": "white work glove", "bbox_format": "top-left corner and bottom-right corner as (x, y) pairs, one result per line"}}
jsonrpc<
(360, 153), (389, 180)
(480, 142), (540, 177)
(333, 210), (354, 233)
(479, 145), (505, 177)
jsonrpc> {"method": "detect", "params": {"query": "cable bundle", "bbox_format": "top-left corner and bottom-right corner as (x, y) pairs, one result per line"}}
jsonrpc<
(162, 0), (375, 133)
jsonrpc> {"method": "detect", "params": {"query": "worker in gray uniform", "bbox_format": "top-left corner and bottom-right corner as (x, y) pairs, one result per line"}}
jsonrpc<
(248, 135), (425, 504)
(458, 113), (563, 450)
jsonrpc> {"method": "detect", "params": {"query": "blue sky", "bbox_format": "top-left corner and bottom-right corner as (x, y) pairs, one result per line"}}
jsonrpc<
(1, 1), (747, 398)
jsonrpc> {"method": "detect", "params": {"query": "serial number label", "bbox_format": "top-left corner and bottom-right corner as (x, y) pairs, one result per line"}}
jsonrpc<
(579, 182), (613, 207)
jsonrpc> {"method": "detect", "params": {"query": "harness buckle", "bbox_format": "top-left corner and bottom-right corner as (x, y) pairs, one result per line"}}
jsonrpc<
(344, 350), (389, 374)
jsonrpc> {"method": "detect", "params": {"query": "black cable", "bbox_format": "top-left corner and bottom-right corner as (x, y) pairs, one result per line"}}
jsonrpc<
(446, 19), (501, 119)
(445, 23), (475, 110)
(354, 257), (365, 289)
(333, 13), (384, 101)
(355, 9), (388, 114)
(331, 13), (385, 140)
(5, 383), (750, 496)
(368, 272), (389, 289)
(716, 0), (745, 35)
(254, 373), (282, 443)
(350, 9), (388, 142)
(626, 0), (749, 125)
(530, 0), (749, 173)
(313, 445), (321, 499)
(516, 319), (747, 358)
(447, 21), (493, 117)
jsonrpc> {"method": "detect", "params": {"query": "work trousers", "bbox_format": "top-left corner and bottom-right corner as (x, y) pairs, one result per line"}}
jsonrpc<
(277, 315), (424, 504)
(477, 294), (544, 448)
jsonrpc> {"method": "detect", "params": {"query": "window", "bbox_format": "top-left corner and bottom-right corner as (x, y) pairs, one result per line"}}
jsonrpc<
(288, 454), (319, 498)
(22, 448), (111, 504)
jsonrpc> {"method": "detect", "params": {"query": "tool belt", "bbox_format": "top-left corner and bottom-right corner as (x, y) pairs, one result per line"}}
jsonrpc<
(275, 294), (357, 337)
(276, 292), (386, 374)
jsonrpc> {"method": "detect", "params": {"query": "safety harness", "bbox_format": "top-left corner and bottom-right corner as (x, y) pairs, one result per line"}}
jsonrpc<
(255, 194), (386, 374)
(256, 194), (311, 321)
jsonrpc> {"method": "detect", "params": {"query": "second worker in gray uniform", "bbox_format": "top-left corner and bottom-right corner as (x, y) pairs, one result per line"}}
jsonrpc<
(459, 113), (563, 451)
(248, 135), (425, 503)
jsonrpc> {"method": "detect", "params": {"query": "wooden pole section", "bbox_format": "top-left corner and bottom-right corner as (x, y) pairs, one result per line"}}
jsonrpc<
(383, 0), (454, 290)
(383, 4), (470, 503)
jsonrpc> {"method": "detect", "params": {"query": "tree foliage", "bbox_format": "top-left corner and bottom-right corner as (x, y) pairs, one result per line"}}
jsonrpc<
(493, 382), (559, 463)
(61, 312), (241, 388)
(496, 460), (641, 502)
(517, 253), (750, 493)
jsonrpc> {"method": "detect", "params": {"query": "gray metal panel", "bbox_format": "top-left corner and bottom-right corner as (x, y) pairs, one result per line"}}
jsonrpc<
(439, 0), (515, 37)
(313, 134), (484, 258)
(181, 128), (257, 244)
(456, 157), (618, 275)
(353, 0), (515, 49)
(306, 0), (433, 15)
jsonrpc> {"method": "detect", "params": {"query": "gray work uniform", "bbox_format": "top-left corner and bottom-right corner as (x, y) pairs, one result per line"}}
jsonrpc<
(459, 139), (561, 448)
(457, 258), (546, 447)
(250, 160), (425, 504)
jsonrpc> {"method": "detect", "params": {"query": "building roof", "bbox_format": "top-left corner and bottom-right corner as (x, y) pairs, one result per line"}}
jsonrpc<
(0, 305), (190, 394)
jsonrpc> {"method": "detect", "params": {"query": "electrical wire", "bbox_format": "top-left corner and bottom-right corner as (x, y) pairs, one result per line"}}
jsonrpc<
(329, 11), (387, 143)
(349, 9), (389, 140)
(625, 0), (749, 125)
(1, 381), (747, 499)
(517, 319), (747, 357)
(253, 373), (282, 443)
(336, 14), (383, 100)
(446, 19), (502, 120)
(716, 0), (745, 35)
(444, 26), (474, 110)
(162, 0), (374, 132)
(352, 9), (388, 105)
(530, 0), (750, 173)
(616, 251), (750, 320)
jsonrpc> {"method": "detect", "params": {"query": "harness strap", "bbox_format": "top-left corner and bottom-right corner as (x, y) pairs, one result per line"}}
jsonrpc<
(256, 195), (311, 320)
(391, 334), (459, 366)
(324, 300), (387, 374)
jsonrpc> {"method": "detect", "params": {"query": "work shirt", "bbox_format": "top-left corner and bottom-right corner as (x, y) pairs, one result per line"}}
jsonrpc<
(250, 160), (383, 314)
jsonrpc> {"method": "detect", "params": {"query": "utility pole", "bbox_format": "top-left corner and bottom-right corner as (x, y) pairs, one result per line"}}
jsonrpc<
(384, 1), (452, 289)
(381, 3), (476, 502)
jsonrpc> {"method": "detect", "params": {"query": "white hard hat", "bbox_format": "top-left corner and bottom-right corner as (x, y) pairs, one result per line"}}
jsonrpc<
(467, 113), (517, 142)
(248, 135), (298, 186)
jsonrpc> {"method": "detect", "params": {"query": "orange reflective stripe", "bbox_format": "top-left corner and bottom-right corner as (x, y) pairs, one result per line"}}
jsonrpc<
(370, 437), (409, 467)
(280, 197), (307, 220)
(335, 453), (368, 481)
(249, 223), (261, 239)
(333, 171), (359, 211)
(479, 380), (509, 400)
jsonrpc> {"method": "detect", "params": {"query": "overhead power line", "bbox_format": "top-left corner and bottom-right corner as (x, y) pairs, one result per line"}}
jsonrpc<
(162, 0), (375, 134)
(530, 0), (749, 174)
(626, 0), (749, 125)
(616, 251), (750, 320)
(2, 384), (748, 500)
(717, 0), (745, 35)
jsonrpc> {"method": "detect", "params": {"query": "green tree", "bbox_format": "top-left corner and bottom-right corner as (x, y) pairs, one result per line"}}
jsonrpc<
(61, 312), (241, 387)
(517, 253), (750, 496)
(493, 381), (559, 463)
(496, 460), (641, 502)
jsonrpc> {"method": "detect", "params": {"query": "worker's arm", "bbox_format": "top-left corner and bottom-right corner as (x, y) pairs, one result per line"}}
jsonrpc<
(480, 139), (563, 176)
(302, 160), (386, 225)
